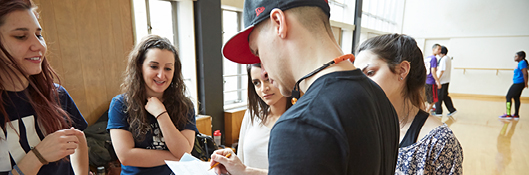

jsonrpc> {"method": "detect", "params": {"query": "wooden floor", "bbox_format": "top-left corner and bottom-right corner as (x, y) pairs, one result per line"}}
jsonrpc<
(440, 97), (528, 175)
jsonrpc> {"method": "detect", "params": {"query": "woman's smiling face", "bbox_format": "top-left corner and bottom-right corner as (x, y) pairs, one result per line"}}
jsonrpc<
(0, 9), (47, 76)
(142, 48), (175, 98)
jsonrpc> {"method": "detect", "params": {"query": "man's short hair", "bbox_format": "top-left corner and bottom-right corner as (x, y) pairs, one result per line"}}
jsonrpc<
(440, 46), (448, 55)
(432, 43), (441, 49)
(287, 6), (332, 35)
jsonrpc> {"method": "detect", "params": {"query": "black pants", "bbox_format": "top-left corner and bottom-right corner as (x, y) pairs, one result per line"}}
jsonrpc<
(435, 83), (456, 114)
(506, 83), (525, 116)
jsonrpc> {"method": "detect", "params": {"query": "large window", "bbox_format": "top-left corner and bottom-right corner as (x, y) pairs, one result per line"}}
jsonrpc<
(329, 0), (346, 22)
(132, 0), (198, 111)
(361, 0), (404, 33)
(329, 0), (356, 54)
(222, 9), (248, 109)
(133, 0), (177, 45)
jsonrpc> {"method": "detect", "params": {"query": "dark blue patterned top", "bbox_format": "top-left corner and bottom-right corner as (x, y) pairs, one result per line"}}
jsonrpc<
(396, 124), (463, 175)
(0, 85), (87, 175)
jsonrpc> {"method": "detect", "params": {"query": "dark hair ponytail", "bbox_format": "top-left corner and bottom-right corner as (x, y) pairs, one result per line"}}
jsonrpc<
(357, 33), (426, 109)
(516, 51), (527, 67)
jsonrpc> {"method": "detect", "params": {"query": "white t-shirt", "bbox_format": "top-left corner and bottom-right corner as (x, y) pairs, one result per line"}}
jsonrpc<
(437, 55), (452, 84)
(237, 110), (271, 169)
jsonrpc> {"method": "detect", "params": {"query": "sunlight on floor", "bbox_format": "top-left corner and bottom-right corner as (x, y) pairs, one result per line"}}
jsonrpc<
(439, 97), (528, 175)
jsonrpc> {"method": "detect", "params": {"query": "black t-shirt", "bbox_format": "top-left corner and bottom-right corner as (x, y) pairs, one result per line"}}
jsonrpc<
(268, 69), (399, 174)
(0, 85), (88, 175)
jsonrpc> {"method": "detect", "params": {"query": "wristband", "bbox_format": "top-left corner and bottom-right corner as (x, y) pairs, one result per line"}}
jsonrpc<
(156, 111), (167, 119)
(32, 147), (48, 165)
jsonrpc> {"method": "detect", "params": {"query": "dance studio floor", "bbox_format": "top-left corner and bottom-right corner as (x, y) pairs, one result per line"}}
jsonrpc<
(439, 97), (528, 175)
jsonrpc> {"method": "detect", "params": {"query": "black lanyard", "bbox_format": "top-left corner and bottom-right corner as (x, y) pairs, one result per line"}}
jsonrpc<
(291, 54), (355, 104)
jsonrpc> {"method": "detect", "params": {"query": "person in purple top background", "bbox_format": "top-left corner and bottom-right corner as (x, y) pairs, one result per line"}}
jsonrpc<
(424, 44), (441, 113)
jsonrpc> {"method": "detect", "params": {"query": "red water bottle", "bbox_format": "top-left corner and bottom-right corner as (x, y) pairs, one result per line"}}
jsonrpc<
(213, 130), (221, 146)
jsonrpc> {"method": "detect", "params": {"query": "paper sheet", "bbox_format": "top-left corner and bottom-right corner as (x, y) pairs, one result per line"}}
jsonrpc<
(179, 152), (201, 162)
(165, 153), (217, 175)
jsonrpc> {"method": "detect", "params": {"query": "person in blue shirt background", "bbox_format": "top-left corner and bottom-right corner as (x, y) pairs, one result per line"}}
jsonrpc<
(499, 51), (528, 120)
(107, 35), (198, 175)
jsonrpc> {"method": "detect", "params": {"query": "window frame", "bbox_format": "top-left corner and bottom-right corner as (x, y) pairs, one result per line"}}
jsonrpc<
(221, 8), (248, 110)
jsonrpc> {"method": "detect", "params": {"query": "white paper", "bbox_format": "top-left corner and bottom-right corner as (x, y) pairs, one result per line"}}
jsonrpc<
(165, 153), (217, 175)
(179, 152), (201, 162)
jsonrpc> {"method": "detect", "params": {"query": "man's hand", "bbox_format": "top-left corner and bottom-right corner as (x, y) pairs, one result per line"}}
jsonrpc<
(210, 149), (246, 175)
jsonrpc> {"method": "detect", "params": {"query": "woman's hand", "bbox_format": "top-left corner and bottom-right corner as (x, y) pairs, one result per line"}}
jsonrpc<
(145, 97), (167, 118)
(35, 128), (83, 163)
(69, 127), (89, 175)
(210, 149), (247, 175)
(70, 127), (86, 141)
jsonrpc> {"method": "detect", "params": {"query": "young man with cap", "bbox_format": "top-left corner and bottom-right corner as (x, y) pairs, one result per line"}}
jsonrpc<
(210, 0), (399, 174)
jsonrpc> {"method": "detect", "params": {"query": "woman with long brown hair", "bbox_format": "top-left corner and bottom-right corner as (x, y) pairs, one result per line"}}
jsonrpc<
(0, 0), (88, 174)
(354, 33), (462, 174)
(210, 64), (292, 175)
(107, 35), (197, 175)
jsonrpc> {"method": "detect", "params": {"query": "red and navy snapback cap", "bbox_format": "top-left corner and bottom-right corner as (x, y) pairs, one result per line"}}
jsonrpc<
(222, 0), (331, 64)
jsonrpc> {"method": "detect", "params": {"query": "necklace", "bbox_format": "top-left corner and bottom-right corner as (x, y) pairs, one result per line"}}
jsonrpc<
(398, 104), (421, 129)
(291, 54), (355, 104)
(399, 115), (409, 129)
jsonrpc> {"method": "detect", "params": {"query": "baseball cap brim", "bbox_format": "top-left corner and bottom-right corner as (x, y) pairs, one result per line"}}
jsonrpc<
(222, 25), (261, 64)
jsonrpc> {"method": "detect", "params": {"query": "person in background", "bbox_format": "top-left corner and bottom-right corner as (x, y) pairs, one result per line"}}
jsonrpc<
(354, 33), (463, 174)
(0, 0), (88, 174)
(213, 63), (292, 174)
(499, 51), (528, 120)
(425, 44), (442, 113)
(434, 46), (457, 117)
(107, 35), (198, 175)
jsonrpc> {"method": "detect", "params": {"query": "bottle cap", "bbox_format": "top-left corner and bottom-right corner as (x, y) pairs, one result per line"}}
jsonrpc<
(214, 130), (221, 136)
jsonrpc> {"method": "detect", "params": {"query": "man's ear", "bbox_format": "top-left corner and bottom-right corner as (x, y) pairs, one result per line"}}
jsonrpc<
(398, 61), (411, 80)
(270, 9), (287, 39)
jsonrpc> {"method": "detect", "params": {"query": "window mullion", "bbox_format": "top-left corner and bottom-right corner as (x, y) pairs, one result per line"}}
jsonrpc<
(171, 1), (179, 47)
(145, 0), (152, 34)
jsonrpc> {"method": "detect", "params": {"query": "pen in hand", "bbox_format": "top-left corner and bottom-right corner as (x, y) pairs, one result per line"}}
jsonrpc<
(209, 153), (232, 171)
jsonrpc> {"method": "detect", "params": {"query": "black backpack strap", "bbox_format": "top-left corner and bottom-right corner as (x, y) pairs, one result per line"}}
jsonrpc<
(399, 110), (430, 147)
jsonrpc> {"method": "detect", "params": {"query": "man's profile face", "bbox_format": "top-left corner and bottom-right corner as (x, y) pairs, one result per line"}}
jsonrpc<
(433, 46), (441, 55)
(248, 23), (293, 97)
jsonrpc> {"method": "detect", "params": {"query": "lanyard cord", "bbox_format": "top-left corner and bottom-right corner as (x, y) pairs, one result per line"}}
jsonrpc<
(291, 54), (355, 104)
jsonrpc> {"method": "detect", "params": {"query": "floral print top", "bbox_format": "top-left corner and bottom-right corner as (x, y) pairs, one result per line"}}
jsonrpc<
(396, 124), (463, 175)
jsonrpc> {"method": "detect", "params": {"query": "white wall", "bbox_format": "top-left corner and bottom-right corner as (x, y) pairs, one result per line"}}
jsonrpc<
(402, 0), (529, 97)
